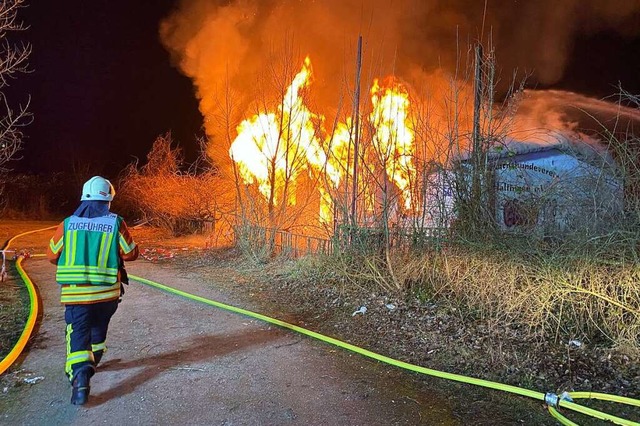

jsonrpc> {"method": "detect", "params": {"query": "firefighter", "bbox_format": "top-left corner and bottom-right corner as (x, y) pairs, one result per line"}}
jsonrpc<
(46, 176), (139, 405)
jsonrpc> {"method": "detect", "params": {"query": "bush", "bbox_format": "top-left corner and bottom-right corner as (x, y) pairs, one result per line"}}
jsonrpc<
(1, 172), (74, 219)
(312, 239), (640, 351)
(119, 133), (235, 239)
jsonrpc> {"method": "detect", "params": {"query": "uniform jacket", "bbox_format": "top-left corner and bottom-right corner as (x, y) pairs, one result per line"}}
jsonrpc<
(47, 213), (139, 304)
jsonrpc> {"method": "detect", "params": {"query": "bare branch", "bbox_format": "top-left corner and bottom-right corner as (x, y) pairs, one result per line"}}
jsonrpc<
(0, 0), (30, 177)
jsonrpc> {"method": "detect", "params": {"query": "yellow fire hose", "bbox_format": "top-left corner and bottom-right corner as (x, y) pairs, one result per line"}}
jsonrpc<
(129, 274), (640, 426)
(0, 226), (55, 375)
(2, 226), (639, 424)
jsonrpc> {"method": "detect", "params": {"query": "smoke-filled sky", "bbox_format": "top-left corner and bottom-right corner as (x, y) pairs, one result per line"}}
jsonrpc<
(159, 0), (640, 149)
(13, 0), (640, 174)
(161, 0), (640, 88)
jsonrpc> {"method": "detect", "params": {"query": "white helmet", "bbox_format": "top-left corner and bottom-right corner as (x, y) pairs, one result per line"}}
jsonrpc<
(81, 176), (115, 201)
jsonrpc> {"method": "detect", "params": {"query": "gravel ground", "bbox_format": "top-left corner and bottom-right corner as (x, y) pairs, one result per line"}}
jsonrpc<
(172, 247), (640, 398)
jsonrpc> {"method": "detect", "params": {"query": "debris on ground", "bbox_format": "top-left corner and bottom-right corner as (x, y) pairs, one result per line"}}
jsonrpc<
(140, 248), (176, 262)
(22, 376), (44, 385)
(352, 306), (367, 316)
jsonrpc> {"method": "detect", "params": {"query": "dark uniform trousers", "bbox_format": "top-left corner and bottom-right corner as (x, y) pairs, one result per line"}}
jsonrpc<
(64, 300), (118, 382)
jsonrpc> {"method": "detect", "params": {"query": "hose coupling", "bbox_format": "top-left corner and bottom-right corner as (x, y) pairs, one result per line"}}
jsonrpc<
(545, 392), (559, 407)
(545, 391), (573, 407)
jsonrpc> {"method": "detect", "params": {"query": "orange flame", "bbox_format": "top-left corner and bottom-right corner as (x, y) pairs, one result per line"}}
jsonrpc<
(369, 77), (416, 210)
(229, 57), (418, 224)
(229, 57), (324, 208)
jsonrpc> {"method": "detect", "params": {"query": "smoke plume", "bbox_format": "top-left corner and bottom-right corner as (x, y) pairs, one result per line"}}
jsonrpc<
(159, 0), (640, 138)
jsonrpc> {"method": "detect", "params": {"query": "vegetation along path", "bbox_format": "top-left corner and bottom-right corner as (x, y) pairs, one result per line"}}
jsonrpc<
(0, 222), (570, 425)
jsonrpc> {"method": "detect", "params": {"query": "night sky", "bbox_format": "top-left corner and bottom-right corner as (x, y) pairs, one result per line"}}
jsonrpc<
(12, 0), (202, 176)
(8, 1), (640, 177)
(550, 29), (640, 99)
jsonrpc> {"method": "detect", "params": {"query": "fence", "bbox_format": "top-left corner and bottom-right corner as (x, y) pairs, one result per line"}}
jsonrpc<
(236, 224), (447, 258)
(236, 225), (334, 257)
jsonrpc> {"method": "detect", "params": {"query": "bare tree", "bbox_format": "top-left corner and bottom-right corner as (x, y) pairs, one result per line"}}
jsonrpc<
(0, 0), (31, 177)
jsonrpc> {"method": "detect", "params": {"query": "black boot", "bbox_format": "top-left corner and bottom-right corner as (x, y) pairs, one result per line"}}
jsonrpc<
(70, 368), (91, 405)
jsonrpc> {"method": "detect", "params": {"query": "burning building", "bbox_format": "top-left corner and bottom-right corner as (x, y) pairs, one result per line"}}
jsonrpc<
(157, 0), (640, 241)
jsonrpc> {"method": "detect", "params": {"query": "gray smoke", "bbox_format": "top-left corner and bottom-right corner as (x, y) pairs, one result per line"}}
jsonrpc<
(159, 0), (640, 133)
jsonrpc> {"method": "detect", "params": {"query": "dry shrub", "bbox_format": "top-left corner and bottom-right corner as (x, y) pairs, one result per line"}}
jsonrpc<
(1, 172), (75, 219)
(517, 261), (640, 347)
(325, 244), (640, 351)
(119, 133), (235, 241)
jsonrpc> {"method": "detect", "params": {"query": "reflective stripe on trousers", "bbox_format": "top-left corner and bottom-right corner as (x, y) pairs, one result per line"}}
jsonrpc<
(64, 300), (118, 381)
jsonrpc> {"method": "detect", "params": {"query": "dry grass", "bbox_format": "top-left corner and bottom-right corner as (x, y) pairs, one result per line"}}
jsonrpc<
(0, 280), (27, 359)
(322, 243), (640, 352)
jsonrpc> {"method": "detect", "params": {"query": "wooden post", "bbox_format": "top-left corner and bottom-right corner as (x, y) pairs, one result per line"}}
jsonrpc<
(471, 44), (484, 221)
(351, 35), (363, 234)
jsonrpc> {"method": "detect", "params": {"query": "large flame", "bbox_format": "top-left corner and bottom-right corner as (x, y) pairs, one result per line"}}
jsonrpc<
(229, 57), (324, 207)
(369, 77), (416, 210)
(229, 57), (419, 223)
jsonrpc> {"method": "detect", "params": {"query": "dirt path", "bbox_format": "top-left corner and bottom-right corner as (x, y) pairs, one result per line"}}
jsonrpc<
(0, 223), (560, 425)
(0, 229), (468, 426)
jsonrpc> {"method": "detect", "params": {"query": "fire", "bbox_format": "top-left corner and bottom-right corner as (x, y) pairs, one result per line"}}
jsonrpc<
(229, 57), (323, 207)
(229, 57), (418, 223)
(369, 77), (416, 210)
(229, 113), (281, 201)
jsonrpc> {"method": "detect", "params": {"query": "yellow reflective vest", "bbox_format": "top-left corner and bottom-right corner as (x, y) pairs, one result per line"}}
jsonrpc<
(53, 214), (125, 304)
